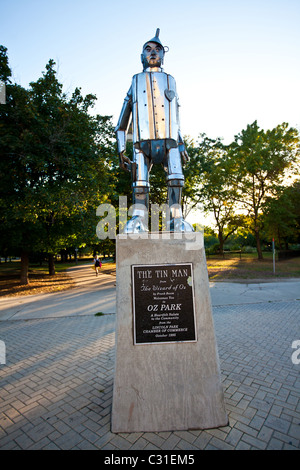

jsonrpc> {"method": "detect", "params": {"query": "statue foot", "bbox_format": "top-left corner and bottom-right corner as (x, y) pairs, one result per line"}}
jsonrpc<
(123, 216), (149, 234)
(168, 217), (194, 232)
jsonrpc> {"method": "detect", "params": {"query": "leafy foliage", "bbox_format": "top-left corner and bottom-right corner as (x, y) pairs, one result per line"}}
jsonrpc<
(228, 121), (300, 258)
(0, 48), (115, 282)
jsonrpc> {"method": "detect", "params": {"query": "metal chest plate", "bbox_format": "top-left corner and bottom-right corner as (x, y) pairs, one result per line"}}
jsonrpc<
(132, 72), (179, 144)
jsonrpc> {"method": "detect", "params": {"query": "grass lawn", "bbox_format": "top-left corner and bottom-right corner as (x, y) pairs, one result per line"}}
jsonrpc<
(0, 260), (77, 297)
(206, 252), (300, 281)
(0, 253), (299, 297)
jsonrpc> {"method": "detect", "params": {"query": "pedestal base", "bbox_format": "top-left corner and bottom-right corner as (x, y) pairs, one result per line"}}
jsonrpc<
(111, 232), (228, 433)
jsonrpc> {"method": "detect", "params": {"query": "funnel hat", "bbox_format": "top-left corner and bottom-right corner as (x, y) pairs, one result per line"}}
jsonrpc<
(142, 28), (164, 50)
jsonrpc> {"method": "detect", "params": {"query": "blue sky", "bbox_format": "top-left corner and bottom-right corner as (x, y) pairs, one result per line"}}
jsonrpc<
(2, 0), (300, 144)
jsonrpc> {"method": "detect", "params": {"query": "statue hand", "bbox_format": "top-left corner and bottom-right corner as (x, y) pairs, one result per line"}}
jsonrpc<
(180, 149), (189, 165)
(119, 152), (132, 172)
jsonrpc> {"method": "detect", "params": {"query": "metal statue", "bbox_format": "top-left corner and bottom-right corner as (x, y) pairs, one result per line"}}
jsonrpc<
(115, 29), (193, 233)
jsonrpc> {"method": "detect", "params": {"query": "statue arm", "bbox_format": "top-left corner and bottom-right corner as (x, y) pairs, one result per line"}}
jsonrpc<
(174, 87), (189, 165)
(115, 87), (132, 153)
(178, 129), (189, 164)
(114, 87), (133, 171)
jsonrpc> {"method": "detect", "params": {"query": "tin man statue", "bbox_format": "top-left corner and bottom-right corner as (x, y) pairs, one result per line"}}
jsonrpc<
(115, 29), (193, 233)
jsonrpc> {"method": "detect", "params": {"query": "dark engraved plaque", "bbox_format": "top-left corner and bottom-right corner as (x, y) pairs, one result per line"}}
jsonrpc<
(132, 263), (196, 344)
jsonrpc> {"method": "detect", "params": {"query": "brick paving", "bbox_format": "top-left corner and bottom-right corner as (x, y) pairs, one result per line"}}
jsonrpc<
(0, 298), (299, 450)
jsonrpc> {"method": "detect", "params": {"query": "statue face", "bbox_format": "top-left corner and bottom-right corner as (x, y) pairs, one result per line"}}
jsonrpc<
(141, 41), (164, 69)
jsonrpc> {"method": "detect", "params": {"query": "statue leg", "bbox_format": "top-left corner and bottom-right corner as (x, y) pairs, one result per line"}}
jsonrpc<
(165, 148), (194, 232)
(124, 148), (151, 233)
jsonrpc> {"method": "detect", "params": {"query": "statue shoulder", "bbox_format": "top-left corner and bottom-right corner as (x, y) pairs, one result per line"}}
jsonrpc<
(167, 73), (176, 83)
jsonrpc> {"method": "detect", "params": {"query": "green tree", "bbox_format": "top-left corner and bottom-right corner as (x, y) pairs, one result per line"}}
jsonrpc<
(181, 137), (203, 219)
(263, 179), (300, 249)
(0, 48), (115, 283)
(192, 134), (242, 253)
(228, 121), (300, 259)
(0, 45), (11, 83)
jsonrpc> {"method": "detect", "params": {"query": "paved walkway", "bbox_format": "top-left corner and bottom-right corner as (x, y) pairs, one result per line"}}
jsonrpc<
(0, 265), (299, 450)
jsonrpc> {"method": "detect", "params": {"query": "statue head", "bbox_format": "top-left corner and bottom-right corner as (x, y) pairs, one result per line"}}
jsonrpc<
(141, 28), (169, 70)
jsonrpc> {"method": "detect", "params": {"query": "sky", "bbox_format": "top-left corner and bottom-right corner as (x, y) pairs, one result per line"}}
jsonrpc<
(2, 0), (300, 146)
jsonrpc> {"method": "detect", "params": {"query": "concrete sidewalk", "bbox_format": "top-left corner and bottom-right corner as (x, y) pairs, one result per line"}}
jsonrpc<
(0, 264), (116, 321)
(210, 278), (300, 306)
(1, 263), (299, 320)
(0, 265), (299, 450)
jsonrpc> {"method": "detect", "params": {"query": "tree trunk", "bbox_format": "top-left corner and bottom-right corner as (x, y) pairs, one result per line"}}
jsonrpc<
(218, 231), (224, 255)
(254, 228), (263, 260)
(48, 254), (55, 275)
(277, 229), (282, 250)
(20, 251), (29, 285)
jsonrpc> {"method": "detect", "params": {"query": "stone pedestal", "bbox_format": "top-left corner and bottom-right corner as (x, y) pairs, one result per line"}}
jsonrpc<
(111, 232), (228, 433)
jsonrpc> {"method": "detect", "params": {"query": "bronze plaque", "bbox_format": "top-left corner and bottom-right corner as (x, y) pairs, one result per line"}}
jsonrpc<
(132, 263), (196, 344)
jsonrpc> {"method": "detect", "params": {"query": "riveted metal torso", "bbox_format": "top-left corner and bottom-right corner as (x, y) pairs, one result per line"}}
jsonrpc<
(131, 71), (179, 148)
